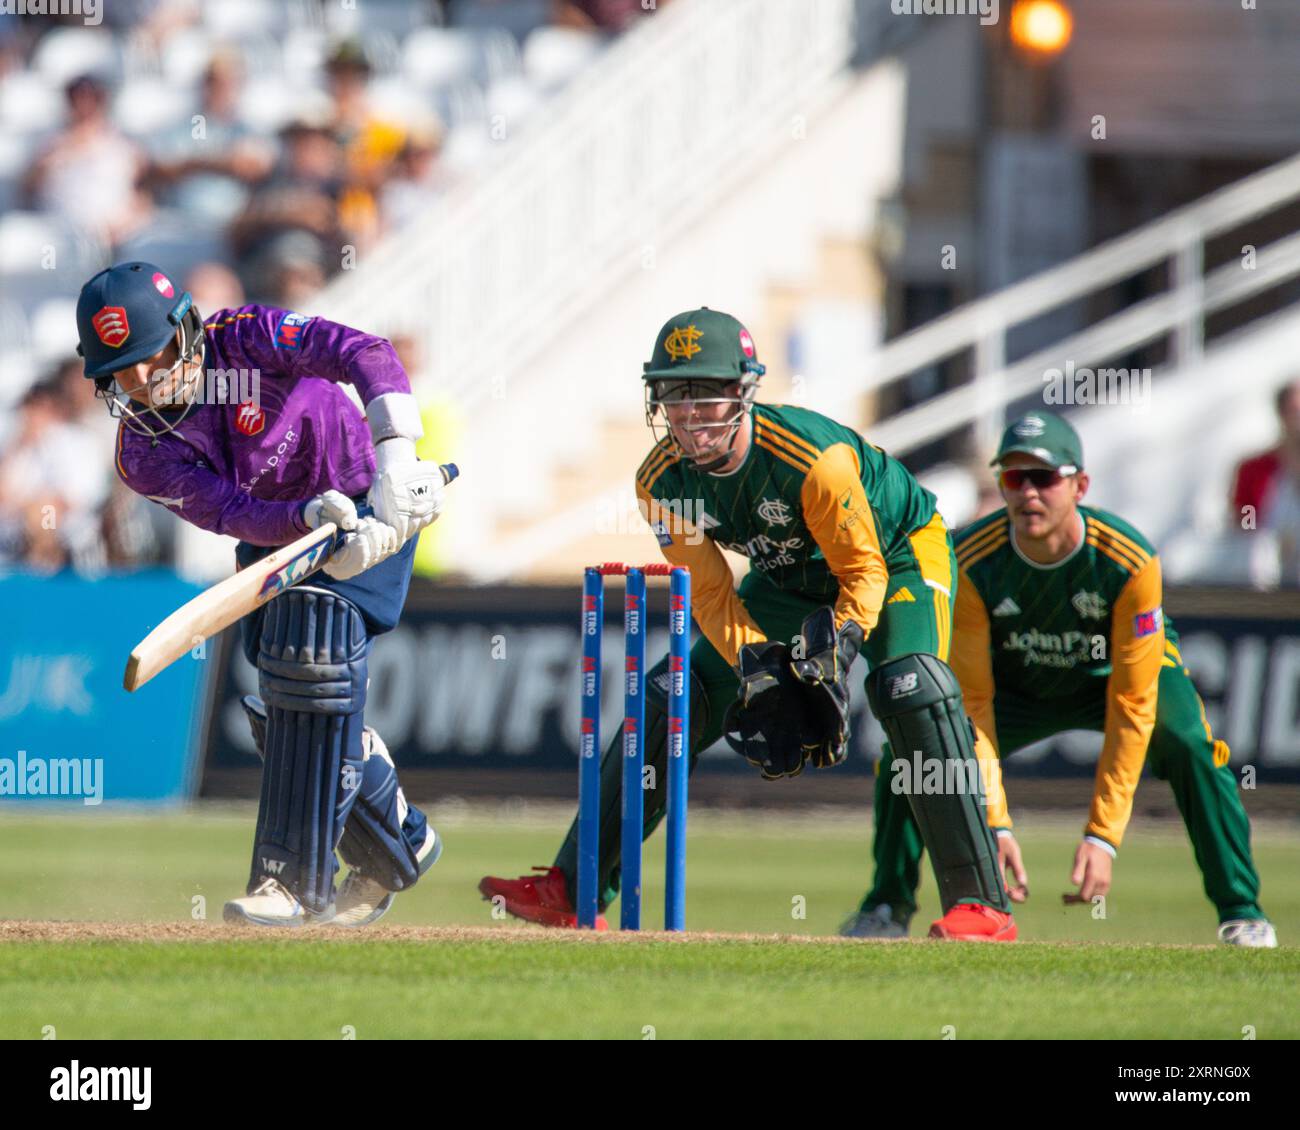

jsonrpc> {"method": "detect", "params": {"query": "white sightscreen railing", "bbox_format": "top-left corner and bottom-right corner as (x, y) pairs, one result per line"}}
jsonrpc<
(864, 150), (1300, 456)
(315, 0), (860, 402)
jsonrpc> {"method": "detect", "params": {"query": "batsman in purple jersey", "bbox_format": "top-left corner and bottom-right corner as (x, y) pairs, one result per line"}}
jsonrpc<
(77, 261), (444, 928)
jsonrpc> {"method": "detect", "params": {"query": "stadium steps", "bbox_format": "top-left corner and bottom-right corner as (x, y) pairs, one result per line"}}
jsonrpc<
(490, 234), (885, 581)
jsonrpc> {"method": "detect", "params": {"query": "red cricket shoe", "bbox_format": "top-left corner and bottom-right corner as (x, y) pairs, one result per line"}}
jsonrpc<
(478, 866), (609, 930)
(929, 902), (1018, 941)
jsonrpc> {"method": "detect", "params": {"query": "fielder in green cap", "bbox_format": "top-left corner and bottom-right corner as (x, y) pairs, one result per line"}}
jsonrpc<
(482, 308), (1018, 939)
(851, 409), (1277, 945)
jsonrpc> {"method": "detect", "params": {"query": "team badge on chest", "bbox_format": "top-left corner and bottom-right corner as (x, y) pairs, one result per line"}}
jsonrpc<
(1071, 591), (1108, 620)
(234, 401), (266, 436)
(756, 497), (792, 527)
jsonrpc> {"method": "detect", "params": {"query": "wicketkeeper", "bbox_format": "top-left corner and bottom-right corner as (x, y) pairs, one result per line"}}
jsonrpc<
(481, 308), (1016, 940)
(76, 260), (446, 927)
(851, 411), (1276, 946)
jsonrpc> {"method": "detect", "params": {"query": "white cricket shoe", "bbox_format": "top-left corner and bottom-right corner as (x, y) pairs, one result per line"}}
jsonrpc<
(223, 877), (334, 928)
(1218, 919), (1278, 948)
(840, 904), (910, 939)
(332, 824), (442, 929)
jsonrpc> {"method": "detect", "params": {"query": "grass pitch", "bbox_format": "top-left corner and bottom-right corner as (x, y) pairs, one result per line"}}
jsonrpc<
(0, 804), (1296, 1039)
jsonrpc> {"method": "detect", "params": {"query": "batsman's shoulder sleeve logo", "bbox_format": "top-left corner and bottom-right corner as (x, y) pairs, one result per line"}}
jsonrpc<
(652, 520), (673, 547)
(1133, 606), (1164, 638)
(274, 311), (314, 350)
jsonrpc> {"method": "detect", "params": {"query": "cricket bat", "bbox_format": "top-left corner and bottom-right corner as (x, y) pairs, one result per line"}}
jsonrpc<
(123, 463), (459, 692)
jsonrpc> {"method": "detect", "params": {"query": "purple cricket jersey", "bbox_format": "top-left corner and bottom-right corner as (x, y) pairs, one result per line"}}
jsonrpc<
(113, 304), (411, 546)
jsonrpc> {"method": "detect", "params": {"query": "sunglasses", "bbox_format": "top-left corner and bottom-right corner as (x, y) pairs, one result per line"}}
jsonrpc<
(999, 467), (1069, 490)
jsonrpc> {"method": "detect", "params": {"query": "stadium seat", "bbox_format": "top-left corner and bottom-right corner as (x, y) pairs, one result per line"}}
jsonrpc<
(0, 212), (67, 274)
(448, 0), (552, 43)
(29, 298), (80, 364)
(203, 0), (282, 39)
(238, 78), (332, 135)
(158, 29), (218, 87)
(522, 27), (602, 94)
(403, 27), (480, 90)
(0, 70), (68, 136)
(485, 76), (542, 132)
(279, 27), (332, 84)
(326, 0), (436, 37)
(113, 212), (228, 290)
(114, 78), (197, 139)
(31, 27), (122, 85)
(368, 76), (440, 131)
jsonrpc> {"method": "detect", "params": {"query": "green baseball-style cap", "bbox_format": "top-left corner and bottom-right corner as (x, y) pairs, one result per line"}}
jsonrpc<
(642, 307), (766, 382)
(991, 411), (1084, 472)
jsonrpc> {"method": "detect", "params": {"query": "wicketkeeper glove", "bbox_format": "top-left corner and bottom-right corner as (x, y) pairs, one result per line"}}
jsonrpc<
(789, 606), (864, 769)
(722, 641), (814, 780)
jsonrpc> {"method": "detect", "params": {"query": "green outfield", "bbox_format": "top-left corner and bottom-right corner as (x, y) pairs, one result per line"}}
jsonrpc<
(1, 804), (1296, 1039)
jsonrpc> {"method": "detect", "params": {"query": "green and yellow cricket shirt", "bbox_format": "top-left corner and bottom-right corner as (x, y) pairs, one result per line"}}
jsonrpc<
(952, 505), (1169, 846)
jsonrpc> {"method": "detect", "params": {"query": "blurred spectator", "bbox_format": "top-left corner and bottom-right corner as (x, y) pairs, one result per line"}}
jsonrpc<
(1230, 379), (1300, 531)
(184, 262), (246, 317)
(20, 74), (150, 250)
(325, 40), (411, 251)
(145, 51), (275, 230)
(380, 126), (447, 232)
(0, 375), (111, 572)
(230, 116), (345, 303)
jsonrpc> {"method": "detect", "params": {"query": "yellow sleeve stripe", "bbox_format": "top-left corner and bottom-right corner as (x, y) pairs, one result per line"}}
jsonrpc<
(1088, 519), (1152, 568)
(1165, 640), (1183, 665)
(636, 442), (677, 491)
(202, 312), (258, 330)
(755, 416), (821, 461)
(955, 520), (1008, 563)
(1086, 533), (1144, 575)
(754, 432), (815, 474)
(114, 423), (128, 481)
(957, 532), (1008, 570)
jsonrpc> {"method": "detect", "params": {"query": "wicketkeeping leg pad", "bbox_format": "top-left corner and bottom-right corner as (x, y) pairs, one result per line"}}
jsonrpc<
(866, 653), (1009, 914)
(251, 588), (368, 914)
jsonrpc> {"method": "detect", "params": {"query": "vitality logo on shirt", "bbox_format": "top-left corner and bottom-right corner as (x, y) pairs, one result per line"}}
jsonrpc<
(234, 401), (265, 436)
(1133, 607), (1164, 637)
(274, 311), (313, 350)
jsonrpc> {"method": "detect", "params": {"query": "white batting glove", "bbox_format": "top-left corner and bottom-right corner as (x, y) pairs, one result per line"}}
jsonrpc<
(367, 437), (444, 544)
(303, 490), (358, 532)
(323, 516), (400, 580)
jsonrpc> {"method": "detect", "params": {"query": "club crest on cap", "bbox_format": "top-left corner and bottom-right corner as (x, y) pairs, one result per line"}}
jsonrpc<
(1015, 414), (1046, 437)
(663, 325), (702, 362)
(92, 306), (130, 348)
